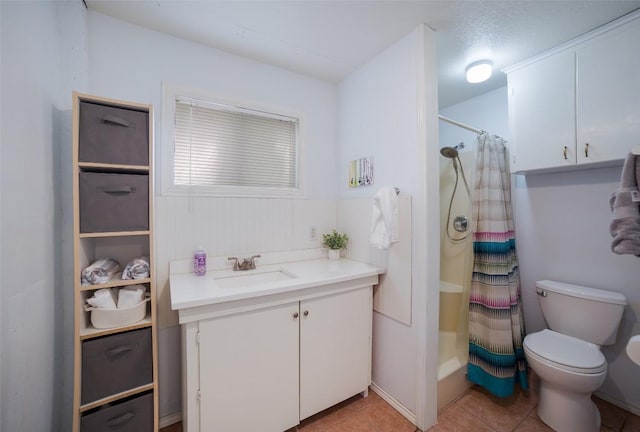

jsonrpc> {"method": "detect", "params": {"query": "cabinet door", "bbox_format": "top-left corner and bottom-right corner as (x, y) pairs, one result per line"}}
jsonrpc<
(199, 302), (300, 432)
(299, 287), (372, 419)
(508, 50), (576, 172)
(577, 19), (640, 164)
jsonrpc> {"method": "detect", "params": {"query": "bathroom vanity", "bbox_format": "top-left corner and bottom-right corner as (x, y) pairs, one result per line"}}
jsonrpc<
(170, 254), (384, 432)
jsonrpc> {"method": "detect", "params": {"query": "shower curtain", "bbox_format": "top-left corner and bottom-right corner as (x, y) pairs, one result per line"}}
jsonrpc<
(467, 133), (528, 398)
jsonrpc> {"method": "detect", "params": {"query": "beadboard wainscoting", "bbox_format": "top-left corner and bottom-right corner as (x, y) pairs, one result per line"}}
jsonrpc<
(155, 197), (337, 327)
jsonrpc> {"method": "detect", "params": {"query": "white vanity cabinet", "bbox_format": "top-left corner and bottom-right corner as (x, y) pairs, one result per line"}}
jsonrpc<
(172, 259), (381, 432)
(299, 287), (372, 420)
(198, 301), (301, 432)
(506, 14), (640, 173)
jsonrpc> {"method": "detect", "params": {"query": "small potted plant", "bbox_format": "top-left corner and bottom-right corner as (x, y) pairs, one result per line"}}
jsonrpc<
(322, 229), (349, 260)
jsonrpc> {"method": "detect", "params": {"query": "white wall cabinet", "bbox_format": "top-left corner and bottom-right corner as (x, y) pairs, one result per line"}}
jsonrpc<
(507, 50), (576, 172)
(576, 19), (640, 165)
(506, 15), (640, 173)
(180, 284), (373, 432)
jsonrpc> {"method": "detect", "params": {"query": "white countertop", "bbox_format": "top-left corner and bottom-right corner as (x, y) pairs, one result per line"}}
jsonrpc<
(170, 257), (385, 310)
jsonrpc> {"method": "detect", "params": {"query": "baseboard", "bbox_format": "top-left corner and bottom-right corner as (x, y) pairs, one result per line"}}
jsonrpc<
(370, 382), (417, 426)
(159, 411), (182, 429)
(593, 391), (640, 417)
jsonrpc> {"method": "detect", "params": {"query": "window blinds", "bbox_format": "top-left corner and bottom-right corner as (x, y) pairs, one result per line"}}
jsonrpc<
(174, 97), (299, 189)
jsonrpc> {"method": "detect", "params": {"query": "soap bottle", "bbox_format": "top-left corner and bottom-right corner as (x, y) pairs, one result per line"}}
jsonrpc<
(194, 243), (206, 276)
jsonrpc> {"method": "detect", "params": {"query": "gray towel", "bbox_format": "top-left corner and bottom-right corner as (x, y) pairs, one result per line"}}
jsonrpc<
(122, 256), (150, 280)
(81, 257), (121, 285)
(609, 153), (640, 256)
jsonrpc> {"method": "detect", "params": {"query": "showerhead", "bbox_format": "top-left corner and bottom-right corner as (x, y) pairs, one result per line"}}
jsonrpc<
(440, 146), (459, 159)
(440, 142), (465, 159)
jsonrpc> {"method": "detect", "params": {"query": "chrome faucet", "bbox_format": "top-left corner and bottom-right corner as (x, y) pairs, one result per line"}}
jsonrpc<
(228, 254), (261, 271)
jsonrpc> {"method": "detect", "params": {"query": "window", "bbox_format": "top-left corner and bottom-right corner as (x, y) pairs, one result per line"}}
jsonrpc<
(162, 86), (304, 197)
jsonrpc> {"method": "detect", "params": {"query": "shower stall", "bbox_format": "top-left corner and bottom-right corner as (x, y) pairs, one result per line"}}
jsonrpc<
(437, 119), (477, 408)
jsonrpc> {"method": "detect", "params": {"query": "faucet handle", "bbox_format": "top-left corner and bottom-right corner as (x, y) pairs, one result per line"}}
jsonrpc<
(248, 254), (261, 269)
(227, 256), (240, 271)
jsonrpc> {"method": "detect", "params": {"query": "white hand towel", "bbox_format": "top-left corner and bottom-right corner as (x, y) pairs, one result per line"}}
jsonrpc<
(370, 187), (399, 250)
(86, 288), (117, 310)
(117, 284), (146, 309)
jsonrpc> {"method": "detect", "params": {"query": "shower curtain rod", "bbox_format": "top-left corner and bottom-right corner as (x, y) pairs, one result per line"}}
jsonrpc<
(438, 115), (484, 135)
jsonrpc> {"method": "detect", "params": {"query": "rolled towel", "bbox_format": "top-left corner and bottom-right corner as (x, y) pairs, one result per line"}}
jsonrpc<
(117, 284), (146, 308)
(122, 256), (150, 280)
(86, 288), (117, 310)
(81, 258), (120, 285)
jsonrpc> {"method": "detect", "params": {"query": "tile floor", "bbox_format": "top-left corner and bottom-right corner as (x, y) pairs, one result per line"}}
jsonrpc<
(159, 391), (417, 432)
(160, 372), (640, 432)
(430, 374), (640, 432)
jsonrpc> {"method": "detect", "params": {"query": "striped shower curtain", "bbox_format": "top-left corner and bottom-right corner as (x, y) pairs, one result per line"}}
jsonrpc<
(467, 133), (528, 398)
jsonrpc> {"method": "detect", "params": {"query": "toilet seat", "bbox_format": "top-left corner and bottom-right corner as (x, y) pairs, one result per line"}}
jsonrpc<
(524, 330), (606, 374)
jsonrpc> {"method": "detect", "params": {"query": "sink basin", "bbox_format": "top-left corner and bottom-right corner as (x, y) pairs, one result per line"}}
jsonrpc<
(213, 270), (297, 289)
(627, 335), (640, 366)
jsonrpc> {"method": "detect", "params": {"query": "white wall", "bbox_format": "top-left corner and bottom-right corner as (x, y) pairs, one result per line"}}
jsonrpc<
(86, 11), (340, 419)
(439, 87), (510, 144)
(338, 26), (417, 412)
(0, 1), (87, 431)
(337, 26), (440, 429)
(441, 86), (640, 414)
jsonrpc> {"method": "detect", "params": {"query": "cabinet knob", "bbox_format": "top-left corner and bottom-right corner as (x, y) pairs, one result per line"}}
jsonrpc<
(303, 310), (309, 317)
(585, 143), (589, 158)
(293, 312), (299, 319)
(563, 146), (568, 160)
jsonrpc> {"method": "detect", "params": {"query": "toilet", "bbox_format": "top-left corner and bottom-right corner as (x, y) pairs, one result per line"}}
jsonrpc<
(523, 280), (627, 432)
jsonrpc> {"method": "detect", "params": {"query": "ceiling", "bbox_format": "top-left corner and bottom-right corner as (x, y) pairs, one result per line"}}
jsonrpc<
(86, 1), (640, 108)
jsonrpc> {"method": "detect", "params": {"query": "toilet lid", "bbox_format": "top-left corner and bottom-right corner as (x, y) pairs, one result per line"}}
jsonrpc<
(524, 330), (606, 373)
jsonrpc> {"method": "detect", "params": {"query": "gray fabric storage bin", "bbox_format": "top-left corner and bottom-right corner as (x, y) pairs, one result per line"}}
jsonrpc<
(81, 328), (153, 404)
(79, 101), (149, 166)
(81, 392), (153, 432)
(80, 172), (149, 233)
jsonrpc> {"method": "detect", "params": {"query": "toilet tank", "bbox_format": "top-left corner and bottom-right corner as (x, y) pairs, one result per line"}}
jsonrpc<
(536, 280), (627, 345)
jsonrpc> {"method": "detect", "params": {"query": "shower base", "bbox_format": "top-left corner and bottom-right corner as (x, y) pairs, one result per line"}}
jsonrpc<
(437, 330), (473, 410)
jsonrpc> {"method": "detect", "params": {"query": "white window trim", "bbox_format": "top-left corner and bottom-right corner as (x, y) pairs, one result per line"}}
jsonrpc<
(160, 82), (307, 198)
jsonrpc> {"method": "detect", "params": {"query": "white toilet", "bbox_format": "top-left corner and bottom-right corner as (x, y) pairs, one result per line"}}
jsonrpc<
(523, 280), (627, 432)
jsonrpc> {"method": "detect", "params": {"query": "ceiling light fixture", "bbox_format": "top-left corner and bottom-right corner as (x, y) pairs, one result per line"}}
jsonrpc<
(466, 60), (493, 84)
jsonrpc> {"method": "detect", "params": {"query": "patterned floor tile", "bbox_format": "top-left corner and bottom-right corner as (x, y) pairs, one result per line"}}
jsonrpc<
(457, 385), (537, 432)
(429, 403), (495, 432)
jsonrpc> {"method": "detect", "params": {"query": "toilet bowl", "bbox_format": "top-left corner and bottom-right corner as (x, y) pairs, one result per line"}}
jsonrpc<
(524, 280), (627, 432)
(524, 330), (607, 432)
